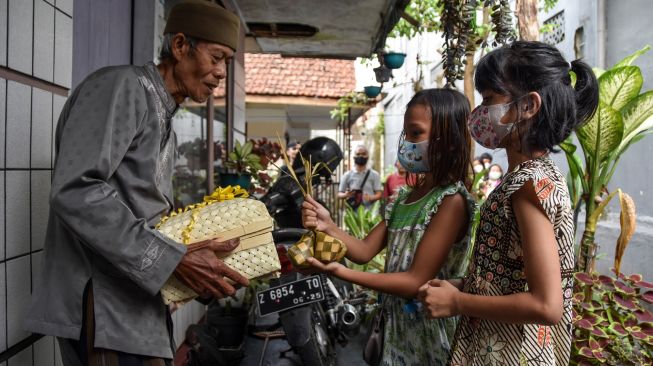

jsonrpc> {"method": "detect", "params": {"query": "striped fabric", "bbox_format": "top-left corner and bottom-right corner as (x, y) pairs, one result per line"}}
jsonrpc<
(450, 156), (575, 366)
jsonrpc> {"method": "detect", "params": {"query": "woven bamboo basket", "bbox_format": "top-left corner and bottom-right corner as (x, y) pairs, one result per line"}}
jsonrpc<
(157, 195), (280, 305)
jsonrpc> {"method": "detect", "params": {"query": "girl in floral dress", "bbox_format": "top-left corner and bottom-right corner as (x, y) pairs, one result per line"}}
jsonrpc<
(418, 41), (599, 365)
(302, 89), (476, 365)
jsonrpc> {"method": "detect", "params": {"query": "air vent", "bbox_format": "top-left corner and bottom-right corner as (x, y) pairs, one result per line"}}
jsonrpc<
(247, 23), (318, 38)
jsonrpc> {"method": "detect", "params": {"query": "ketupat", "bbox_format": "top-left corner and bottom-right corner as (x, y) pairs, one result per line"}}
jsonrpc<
(275, 134), (348, 268)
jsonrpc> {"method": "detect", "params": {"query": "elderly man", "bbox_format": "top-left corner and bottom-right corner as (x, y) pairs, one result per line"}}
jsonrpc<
(24, 1), (247, 365)
(338, 145), (383, 209)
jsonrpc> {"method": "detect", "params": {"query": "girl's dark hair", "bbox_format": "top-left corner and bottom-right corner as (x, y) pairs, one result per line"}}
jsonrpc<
(405, 88), (472, 188)
(475, 41), (599, 151)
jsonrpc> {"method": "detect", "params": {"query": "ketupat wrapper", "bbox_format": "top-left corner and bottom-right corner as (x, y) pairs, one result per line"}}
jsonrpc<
(275, 134), (345, 269)
(156, 186), (281, 305)
(287, 230), (347, 269)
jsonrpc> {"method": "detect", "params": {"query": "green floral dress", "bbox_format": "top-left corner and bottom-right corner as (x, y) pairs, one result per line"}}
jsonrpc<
(381, 182), (476, 366)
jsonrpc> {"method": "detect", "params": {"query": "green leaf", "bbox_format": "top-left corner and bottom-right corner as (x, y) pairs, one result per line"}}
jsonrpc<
(599, 66), (643, 110)
(613, 45), (651, 68)
(577, 101), (624, 164)
(618, 90), (653, 152)
(240, 141), (253, 157)
(593, 67), (605, 78)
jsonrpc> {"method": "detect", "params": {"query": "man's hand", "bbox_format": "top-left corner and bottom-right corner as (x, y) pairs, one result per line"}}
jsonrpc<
(174, 238), (249, 299)
(302, 195), (335, 232)
(417, 279), (461, 318)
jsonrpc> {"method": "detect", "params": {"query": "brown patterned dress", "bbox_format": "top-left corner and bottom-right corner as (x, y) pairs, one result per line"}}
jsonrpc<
(450, 156), (576, 366)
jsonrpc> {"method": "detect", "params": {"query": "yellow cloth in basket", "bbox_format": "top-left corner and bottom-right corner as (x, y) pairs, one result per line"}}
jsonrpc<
(157, 189), (280, 305)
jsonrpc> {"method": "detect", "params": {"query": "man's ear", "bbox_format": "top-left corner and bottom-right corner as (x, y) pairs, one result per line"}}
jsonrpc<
(521, 91), (542, 120)
(171, 33), (189, 62)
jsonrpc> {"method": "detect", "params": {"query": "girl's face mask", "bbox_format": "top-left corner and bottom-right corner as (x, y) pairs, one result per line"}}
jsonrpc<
(473, 164), (484, 173)
(397, 132), (430, 173)
(488, 171), (502, 180)
(468, 101), (517, 149)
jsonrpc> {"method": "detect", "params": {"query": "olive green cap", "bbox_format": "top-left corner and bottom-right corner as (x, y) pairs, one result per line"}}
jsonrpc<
(164, 0), (240, 51)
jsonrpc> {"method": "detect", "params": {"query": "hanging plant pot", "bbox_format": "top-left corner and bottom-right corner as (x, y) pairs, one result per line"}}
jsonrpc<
(383, 52), (407, 69)
(373, 66), (392, 83)
(364, 86), (382, 98)
(219, 173), (252, 189)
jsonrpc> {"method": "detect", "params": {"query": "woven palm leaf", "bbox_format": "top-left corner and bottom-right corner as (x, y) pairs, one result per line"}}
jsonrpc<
(157, 196), (280, 305)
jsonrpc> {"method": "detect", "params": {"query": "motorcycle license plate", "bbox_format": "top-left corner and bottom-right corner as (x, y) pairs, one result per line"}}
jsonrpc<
(256, 276), (325, 316)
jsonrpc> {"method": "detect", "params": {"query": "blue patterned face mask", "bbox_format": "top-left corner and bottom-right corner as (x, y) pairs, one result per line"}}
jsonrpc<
(397, 132), (430, 173)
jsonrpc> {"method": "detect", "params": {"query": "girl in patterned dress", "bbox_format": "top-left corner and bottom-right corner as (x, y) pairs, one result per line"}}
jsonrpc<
(417, 41), (599, 366)
(302, 89), (476, 365)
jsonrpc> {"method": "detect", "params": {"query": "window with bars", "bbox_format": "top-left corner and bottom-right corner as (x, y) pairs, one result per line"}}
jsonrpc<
(542, 11), (565, 45)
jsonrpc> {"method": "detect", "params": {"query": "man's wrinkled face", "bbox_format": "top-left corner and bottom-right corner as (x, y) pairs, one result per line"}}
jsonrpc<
(175, 39), (234, 103)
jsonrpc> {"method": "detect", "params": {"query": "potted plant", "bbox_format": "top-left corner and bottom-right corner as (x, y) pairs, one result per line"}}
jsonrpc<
(250, 138), (282, 194)
(364, 85), (382, 98)
(220, 140), (264, 189)
(382, 52), (407, 69)
(373, 65), (393, 83)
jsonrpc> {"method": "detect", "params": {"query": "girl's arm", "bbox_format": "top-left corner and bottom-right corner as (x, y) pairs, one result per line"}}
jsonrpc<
(306, 193), (469, 299)
(302, 195), (387, 263)
(418, 180), (563, 325)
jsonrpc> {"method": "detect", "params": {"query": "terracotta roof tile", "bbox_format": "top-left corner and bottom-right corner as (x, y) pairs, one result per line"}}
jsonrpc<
(243, 54), (356, 99)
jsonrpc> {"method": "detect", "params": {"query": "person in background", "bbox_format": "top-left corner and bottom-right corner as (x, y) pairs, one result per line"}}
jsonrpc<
(24, 1), (248, 364)
(418, 40), (599, 366)
(472, 157), (484, 174)
(338, 145), (383, 209)
(479, 152), (493, 170)
(481, 163), (504, 198)
(383, 160), (408, 203)
(286, 140), (301, 166)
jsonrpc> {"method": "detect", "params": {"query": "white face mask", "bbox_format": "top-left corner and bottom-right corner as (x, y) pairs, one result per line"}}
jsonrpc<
(488, 171), (502, 180)
(473, 165), (484, 173)
(483, 162), (491, 169)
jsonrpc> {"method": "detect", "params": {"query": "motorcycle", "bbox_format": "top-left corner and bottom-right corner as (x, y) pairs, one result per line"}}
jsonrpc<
(254, 137), (368, 365)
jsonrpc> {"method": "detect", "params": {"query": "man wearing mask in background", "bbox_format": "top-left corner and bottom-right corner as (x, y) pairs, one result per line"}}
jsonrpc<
(338, 145), (382, 209)
(25, 1), (248, 364)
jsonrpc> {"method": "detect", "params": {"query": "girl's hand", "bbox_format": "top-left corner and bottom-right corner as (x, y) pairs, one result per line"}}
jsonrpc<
(305, 257), (344, 275)
(302, 195), (335, 232)
(417, 279), (461, 318)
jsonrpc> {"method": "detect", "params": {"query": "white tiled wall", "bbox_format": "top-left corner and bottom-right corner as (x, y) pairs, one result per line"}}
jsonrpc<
(33, 336), (55, 366)
(7, 347), (31, 366)
(2, 1), (73, 364)
(34, 1), (55, 83)
(6, 82), (30, 169)
(7, 0), (33, 75)
(54, 10), (73, 88)
(0, 0), (7, 67)
(6, 255), (31, 347)
(5, 171), (30, 258)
